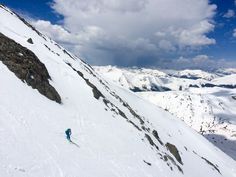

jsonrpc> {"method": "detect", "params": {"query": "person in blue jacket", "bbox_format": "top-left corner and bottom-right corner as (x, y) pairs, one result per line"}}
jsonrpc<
(65, 128), (72, 141)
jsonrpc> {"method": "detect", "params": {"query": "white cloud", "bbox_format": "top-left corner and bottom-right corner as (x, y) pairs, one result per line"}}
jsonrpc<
(174, 55), (236, 70)
(158, 40), (176, 51)
(32, 20), (106, 46)
(172, 20), (215, 46)
(33, 0), (217, 66)
(176, 55), (214, 69)
(223, 9), (235, 18)
(32, 20), (75, 43)
(233, 29), (236, 37)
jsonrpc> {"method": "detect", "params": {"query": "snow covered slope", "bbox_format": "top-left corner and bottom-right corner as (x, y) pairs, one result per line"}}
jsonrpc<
(0, 5), (236, 177)
(139, 88), (236, 160)
(95, 66), (236, 161)
(212, 74), (236, 86)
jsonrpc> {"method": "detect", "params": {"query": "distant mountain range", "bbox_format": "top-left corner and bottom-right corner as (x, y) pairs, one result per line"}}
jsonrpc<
(95, 66), (236, 160)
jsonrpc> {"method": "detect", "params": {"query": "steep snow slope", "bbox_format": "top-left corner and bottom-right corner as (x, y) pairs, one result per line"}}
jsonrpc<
(0, 5), (236, 177)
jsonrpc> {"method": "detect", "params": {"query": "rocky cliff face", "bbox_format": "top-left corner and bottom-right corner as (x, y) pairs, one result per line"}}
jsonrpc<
(0, 32), (61, 103)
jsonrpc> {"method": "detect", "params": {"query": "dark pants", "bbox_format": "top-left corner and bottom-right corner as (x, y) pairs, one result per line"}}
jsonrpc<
(66, 134), (71, 141)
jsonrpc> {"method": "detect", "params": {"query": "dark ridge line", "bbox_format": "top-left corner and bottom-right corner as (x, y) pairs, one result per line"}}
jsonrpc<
(192, 151), (221, 174)
(44, 44), (60, 56)
(201, 157), (221, 174)
(66, 63), (141, 130)
(75, 62), (146, 125)
(65, 62), (184, 173)
(190, 83), (236, 89)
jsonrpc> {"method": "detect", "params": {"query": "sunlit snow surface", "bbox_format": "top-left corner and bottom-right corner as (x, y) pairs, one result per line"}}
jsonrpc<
(0, 5), (236, 177)
(96, 66), (236, 160)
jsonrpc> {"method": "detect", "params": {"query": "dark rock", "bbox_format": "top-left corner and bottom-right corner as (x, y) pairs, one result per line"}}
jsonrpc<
(130, 85), (171, 92)
(145, 134), (159, 150)
(189, 84), (200, 88)
(163, 154), (183, 173)
(201, 83), (236, 89)
(218, 84), (236, 89)
(179, 75), (200, 80)
(74, 68), (104, 100)
(143, 160), (152, 166)
(201, 83), (217, 88)
(150, 85), (171, 92)
(65, 62), (143, 132)
(152, 130), (163, 145)
(166, 143), (183, 165)
(201, 157), (221, 174)
(27, 38), (33, 44)
(130, 87), (143, 92)
(0, 32), (61, 103)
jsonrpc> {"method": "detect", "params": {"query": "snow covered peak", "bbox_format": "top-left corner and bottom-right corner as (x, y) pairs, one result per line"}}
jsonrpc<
(216, 68), (236, 76)
(172, 69), (218, 81)
(0, 5), (236, 177)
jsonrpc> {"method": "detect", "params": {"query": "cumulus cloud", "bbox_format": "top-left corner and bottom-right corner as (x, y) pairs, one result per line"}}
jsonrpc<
(32, 0), (217, 66)
(32, 20), (75, 44)
(32, 20), (106, 49)
(172, 55), (236, 70)
(223, 9), (235, 18)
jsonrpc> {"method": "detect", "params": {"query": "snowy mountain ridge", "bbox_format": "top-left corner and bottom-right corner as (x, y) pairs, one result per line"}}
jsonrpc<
(94, 66), (226, 92)
(0, 4), (236, 177)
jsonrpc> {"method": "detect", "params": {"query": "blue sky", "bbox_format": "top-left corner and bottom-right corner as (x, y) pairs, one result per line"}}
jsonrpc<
(205, 0), (236, 60)
(1, 0), (236, 69)
(1, 0), (61, 22)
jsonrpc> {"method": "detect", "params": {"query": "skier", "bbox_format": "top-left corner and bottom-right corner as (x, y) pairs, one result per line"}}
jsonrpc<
(65, 128), (72, 141)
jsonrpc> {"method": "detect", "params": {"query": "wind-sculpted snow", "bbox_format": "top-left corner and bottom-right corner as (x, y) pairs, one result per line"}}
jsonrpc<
(0, 4), (236, 177)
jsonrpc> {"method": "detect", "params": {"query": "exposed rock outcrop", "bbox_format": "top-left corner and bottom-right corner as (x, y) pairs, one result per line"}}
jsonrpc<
(0, 32), (61, 103)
